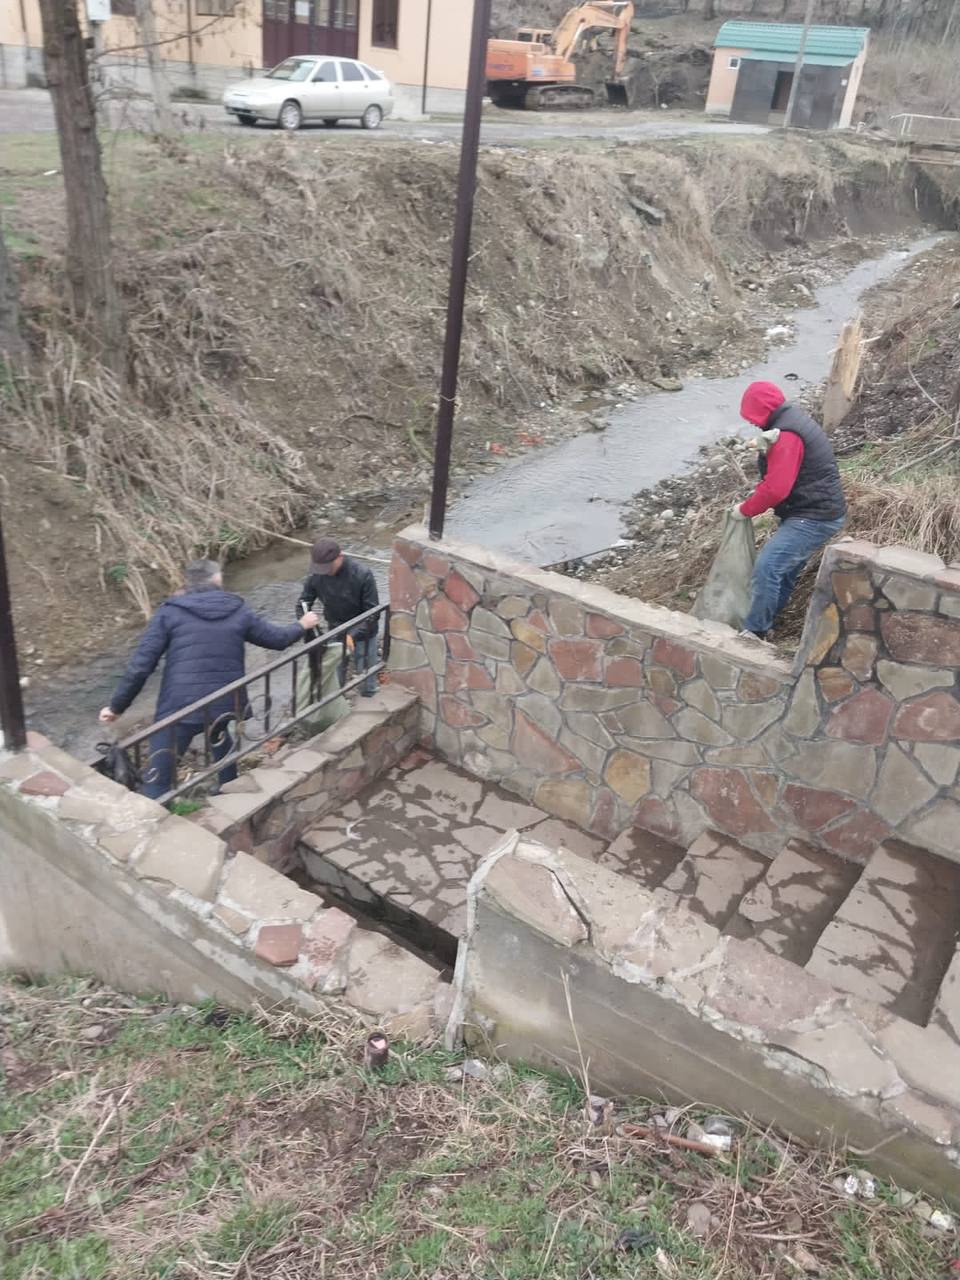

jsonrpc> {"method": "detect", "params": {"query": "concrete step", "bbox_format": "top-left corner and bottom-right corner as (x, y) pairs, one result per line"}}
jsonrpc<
(724, 839), (862, 966)
(597, 826), (687, 890)
(806, 840), (960, 1027)
(656, 830), (769, 930)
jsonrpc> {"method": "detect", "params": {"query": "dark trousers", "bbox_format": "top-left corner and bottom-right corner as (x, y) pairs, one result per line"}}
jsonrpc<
(143, 719), (236, 801)
(338, 634), (379, 697)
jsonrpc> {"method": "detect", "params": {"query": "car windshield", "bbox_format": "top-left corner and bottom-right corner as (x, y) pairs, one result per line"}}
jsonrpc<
(267, 58), (317, 82)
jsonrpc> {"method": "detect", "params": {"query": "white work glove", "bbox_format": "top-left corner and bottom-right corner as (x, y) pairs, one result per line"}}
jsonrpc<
(746, 427), (781, 452)
(731, 503), (748, 521)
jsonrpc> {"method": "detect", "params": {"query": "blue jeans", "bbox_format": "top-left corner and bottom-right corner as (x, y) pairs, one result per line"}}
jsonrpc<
(339, 634), (379, 697)
(143, 719), (236, 801)
(744, 516), (845, 636)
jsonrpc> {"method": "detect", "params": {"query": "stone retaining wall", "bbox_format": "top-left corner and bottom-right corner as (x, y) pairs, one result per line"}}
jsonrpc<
(389, 528), (960, 864)
(0, 689), (445, 1038)
(449, 834), (960, 1203)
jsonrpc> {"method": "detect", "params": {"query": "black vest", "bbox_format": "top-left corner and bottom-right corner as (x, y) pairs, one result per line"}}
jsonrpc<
(758, 404), (846, 523)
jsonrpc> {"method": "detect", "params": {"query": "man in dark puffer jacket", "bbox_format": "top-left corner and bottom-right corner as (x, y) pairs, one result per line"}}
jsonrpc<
(732, 381), (846, 639)
(99, 560), (320, 799)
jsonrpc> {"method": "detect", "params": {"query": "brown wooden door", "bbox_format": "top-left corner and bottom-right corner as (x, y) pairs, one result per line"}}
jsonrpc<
(262, 0), (358, 70)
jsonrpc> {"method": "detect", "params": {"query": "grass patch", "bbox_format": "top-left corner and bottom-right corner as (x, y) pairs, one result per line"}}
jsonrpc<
(0, 975), (955, 1279)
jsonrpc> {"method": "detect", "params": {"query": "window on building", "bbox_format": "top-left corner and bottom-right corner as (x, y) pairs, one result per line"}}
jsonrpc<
(111, 0), (135, 15)
(196, 0), (236, 14)
(332, 0), (357, 30)
(314, 0), (331, 24)
(371, 0), (398, 48)
(727, 56), (741, 69)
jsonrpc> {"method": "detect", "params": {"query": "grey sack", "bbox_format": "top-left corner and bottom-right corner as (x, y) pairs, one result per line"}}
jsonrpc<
(691, 511), (756, 630)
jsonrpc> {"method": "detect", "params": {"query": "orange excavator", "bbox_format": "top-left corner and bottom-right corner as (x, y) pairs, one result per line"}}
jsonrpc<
(486, 1), (634, 110)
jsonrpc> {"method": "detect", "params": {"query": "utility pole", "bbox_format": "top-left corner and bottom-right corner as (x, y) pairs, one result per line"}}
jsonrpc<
(784, 0), (816, 129)
(0, 506), (27, 754)
(38, 0), (126, 379)
(134, 0), (174, 132)
(428, 0), (493, 540)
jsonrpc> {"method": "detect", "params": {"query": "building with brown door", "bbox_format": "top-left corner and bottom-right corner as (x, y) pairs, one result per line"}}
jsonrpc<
(0, 0), (470, 116)
(705, 21), (869, 130)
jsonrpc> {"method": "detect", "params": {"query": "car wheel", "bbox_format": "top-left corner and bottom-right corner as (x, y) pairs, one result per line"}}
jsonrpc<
(237, 112), (256, 127)
(279, 99), (303, 131)
(361, 104), (383, 131)
(322, 118), (339, 128)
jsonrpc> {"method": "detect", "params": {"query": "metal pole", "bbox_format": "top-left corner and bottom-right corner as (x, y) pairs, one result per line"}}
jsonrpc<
(427, 0), (492, 541)
(0, 506), (27, 752)
(784, 0), (816, 129)
(421, 0), (433, 116)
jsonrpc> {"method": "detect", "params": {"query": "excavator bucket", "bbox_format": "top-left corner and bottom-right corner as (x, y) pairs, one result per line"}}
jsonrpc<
(606, 79), (630, 107)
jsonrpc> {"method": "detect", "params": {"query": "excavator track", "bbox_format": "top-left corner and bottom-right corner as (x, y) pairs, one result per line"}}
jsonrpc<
(523, 83), (596, 110)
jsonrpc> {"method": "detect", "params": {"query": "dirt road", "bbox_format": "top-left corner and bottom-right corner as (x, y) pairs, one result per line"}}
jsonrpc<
(0, 86), (767, 143)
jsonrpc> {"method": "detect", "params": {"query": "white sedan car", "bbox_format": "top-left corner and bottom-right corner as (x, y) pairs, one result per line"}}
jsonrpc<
(223, 55), (394, 131)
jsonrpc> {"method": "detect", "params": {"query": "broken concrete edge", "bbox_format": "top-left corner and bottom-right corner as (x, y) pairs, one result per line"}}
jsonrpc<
(450, 837), (960, 1179)
(443, 828), (520, 1052)
(0, 692), (446, 1033)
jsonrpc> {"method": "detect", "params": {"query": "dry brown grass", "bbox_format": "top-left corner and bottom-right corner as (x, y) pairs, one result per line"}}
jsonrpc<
(0, 127), (928, 642)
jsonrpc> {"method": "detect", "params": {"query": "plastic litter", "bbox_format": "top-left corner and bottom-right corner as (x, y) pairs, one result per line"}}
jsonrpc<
(691, 510), (756, 631)
(614, 1229), (656, 1253)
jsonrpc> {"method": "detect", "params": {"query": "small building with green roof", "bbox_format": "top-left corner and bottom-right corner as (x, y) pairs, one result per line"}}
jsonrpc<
(706, 21), (869, 130)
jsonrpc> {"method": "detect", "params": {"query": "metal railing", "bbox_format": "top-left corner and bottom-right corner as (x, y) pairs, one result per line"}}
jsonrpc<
(115, 603), (391, 804)
(889, 113), (960, 145)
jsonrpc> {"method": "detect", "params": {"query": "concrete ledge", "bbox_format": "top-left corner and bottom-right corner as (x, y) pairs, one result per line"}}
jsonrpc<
(450, 836), (960, 1205)
(0, 688), (444, 1036)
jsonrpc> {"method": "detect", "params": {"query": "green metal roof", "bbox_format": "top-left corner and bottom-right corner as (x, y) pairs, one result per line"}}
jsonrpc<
(740, 51), (855, 67)
(715, 21), (868, 59)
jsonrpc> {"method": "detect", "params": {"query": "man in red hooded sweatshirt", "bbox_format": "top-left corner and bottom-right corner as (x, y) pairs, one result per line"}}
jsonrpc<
(733, 381), (846, 639)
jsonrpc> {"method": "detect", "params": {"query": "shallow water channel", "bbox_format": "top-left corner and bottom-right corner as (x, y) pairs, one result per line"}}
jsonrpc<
(26, 232), (945, 758)
(444, 233), (946, 566)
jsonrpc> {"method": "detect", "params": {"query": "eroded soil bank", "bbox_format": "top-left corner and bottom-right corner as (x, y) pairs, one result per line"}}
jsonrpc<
(2, 128), (956, 704)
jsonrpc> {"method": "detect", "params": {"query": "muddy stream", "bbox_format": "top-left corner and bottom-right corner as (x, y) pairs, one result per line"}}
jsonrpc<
(27, 232), (946, 760)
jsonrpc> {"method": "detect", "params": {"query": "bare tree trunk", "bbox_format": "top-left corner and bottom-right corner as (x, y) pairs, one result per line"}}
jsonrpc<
(0, 224), (27, 367)
(38, 0), (125, 379)
(134, 0), (174, 132)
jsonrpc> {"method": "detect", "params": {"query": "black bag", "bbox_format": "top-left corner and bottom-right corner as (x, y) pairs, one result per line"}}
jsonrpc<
(92, 742), (141, 793)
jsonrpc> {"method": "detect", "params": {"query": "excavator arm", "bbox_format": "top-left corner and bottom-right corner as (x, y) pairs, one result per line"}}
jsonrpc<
(551, 1), (634, 66)
(485, 0), (634, 110)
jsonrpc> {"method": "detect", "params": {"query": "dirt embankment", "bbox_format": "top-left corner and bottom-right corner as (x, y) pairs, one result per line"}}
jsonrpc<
(0, 129), (944, 675)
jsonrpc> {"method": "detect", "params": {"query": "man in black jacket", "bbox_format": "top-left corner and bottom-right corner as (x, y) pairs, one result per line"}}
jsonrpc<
(298, 538), (380, 697)
(732, 381), (846, 638)
(99, 560), (319, 799)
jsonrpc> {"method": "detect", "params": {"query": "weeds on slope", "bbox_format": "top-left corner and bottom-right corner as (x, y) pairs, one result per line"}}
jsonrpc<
(1, 975), (956, 1280)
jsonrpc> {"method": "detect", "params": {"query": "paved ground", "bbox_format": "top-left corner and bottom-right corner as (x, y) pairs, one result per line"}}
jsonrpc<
(299, 752), (960, 1028)
(0, 86), (768, 143)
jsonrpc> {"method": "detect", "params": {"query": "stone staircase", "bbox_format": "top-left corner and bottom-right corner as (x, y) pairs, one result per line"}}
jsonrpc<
(602, 827), (960, 1029)
(298, 754), (960, 1032)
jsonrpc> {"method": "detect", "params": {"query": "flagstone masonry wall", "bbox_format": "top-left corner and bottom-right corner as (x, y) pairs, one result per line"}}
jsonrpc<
(389, 528), (960, 865)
